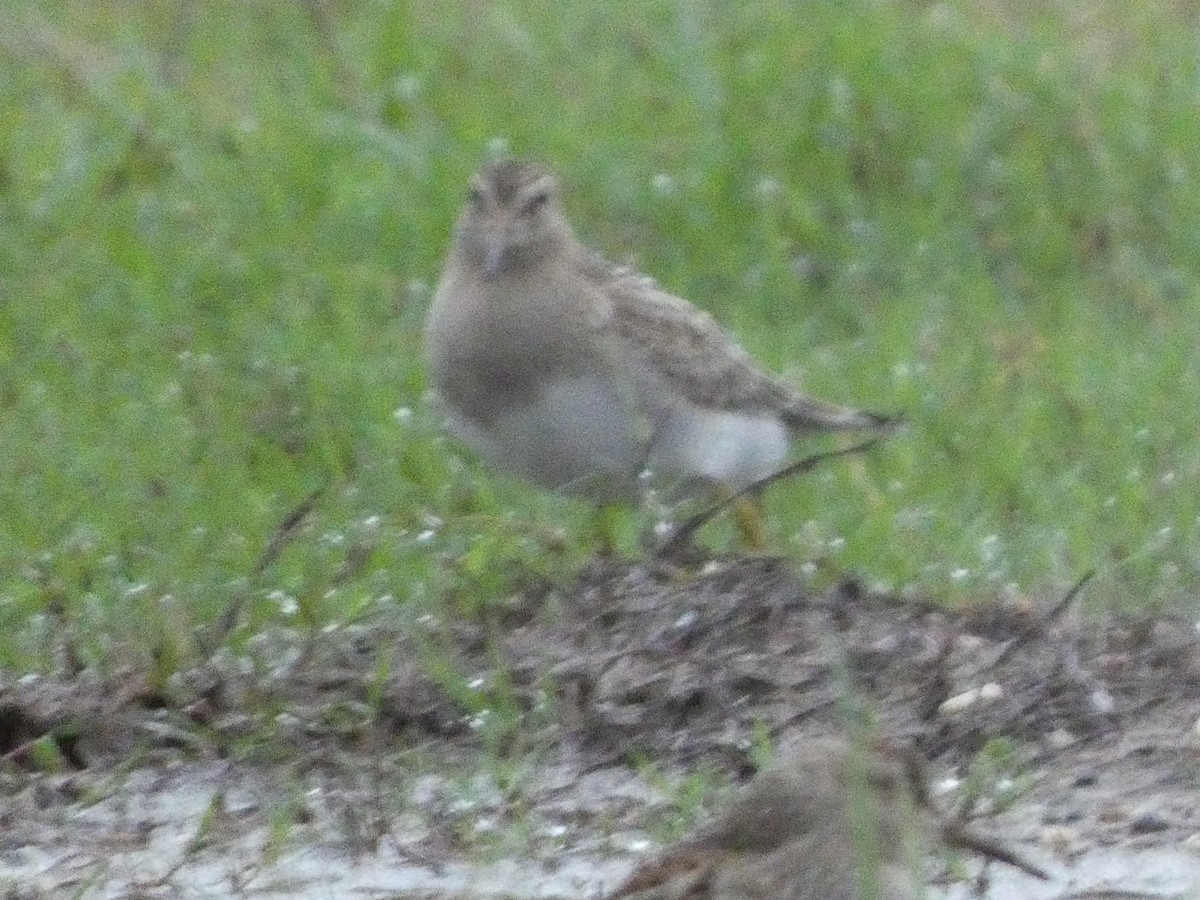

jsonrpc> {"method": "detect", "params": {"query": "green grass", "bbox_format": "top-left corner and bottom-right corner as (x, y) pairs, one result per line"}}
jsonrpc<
(2, 0), (1200, 681)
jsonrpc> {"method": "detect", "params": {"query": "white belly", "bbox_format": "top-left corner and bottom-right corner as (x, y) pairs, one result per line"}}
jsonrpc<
(649, 405), (789, 489)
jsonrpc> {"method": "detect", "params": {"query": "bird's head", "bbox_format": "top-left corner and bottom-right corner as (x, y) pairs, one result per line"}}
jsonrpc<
(454, 159), (574, 278)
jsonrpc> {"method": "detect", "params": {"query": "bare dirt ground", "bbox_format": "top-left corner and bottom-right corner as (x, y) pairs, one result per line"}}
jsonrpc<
(3, 556), (1200, 898)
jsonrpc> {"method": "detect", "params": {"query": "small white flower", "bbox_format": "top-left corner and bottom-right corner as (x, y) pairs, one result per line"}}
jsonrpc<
(754, 176), (781, 199)
(467, 710), (492, 730)
(935, 777), (961, 795)
(393, 73), (421, 100)
(979, 534), (1000, 565)
(269, 590), (299, 616)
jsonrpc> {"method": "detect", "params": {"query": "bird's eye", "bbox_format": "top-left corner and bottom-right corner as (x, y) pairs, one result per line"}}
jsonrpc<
(522, 190), (550, 215)
(467, 186), (486, 209)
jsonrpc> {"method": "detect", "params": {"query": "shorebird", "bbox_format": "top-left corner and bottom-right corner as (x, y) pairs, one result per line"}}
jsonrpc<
(607, 736), (925, 900)
(424, 160), (892, 545)
(607, 735), (1049, 899)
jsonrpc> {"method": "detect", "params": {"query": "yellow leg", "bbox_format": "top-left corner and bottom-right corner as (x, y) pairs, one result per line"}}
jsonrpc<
(733, 495), (768, 550)
(654, 487), (770, 558)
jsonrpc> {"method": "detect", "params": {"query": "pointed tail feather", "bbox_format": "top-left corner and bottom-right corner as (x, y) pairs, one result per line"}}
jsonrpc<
(782, 396), (902, 433)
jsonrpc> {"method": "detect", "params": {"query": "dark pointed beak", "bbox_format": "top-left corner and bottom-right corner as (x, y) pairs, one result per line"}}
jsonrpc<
(483, 237), (506, 277)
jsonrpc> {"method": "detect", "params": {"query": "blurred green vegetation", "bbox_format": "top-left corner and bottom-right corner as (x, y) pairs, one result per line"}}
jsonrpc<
(2, 0), (1199, 677)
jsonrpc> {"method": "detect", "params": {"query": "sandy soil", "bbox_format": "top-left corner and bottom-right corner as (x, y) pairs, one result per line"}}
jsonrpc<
(3, 556), (1199, 898)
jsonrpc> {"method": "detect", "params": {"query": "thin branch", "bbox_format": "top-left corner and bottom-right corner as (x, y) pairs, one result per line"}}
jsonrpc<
(994, 570), (1095, 666)
(654, 437), (883, 558)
